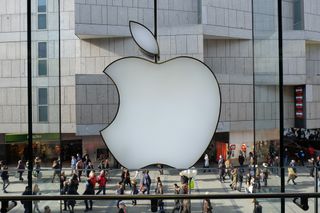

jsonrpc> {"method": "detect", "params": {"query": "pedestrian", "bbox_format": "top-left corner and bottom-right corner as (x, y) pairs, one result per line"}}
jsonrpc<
(298, 150), (306, 166)
(21, 186), (32, 213)
(253, 200), (262, 213)
(61, 180), (69, 211)
(158, 164), (164, 175)
(289, 160), (297, 173)
(255, 165), (261, 192)
(32, 184), (41, 213)
(70, 156), (77, 175)
(85, 161), (94, 177)
(204, 154), (210, 173)
(141, 170), (151, 194)
(76, 153), (81, 162)
(225, 160), (231, 180)
(34, 157), (41, 178)
(116, 182), (125, 208)
(76, 159), (84, 182)
(308, 145), (315, 159)
(51, 159), (60, 183)
(262, 163), (269, 186)
(131, 179), (139, 206)
(60, 171), (68, 210)
(83, 154), (91, 176)
(98, 159), (109, 173)
(172, 183), (181, 212)
(1, 164), (9, 193)
(96, 170), (107, 195)
(118, 201), (127, 213)
(84, 170), (96, 212)
(16, 160), (25, 182)
(67, 174), (79, 213)
(308, 157), (315, 177)
(238, 152), (245, 167)
(316, 156), (320, 187)
(230, 167), (238, 190)
(60, 171), (67, 188)
(245, 177), (256, 194)
(180, 199), (191, 213)
(218, 155), (225, 182)
(123, 169), (131, 188)
(284, 148), (289, 166)
(202, 198), (213, 213)
(43, 206), (51, 213)
(155, 177), (164, 211)
(237, 167), (244, 192)
(287, 165), (297, 185)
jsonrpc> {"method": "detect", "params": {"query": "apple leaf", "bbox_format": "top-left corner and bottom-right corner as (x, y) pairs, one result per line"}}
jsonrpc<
(129, 21), (159, 57)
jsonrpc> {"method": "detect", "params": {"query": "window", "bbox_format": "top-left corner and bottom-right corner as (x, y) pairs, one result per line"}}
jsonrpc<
(38, 42), (47, 58)
(38, 0), (47, 29)
(293, 0), (303, 30)
(38, 88), (48, 122)
(38, 42), (47, 76)
(38, 14), (47, 29)
(38, 0), (46, 12)
(38, 60), (47, 76)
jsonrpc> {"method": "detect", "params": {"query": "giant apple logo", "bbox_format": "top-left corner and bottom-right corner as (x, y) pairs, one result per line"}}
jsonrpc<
(101, 21), (221, 169)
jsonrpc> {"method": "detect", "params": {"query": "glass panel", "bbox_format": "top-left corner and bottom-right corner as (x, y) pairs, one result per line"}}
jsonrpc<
(38, 0), (46, 12)
(39, 105), (48, 122)
(38, 14), (47, 30)
(38, 60), (47, 76)
(252, 0), (281, 210)
(38, 42), (47, 58)
(38, 88), (48, 105)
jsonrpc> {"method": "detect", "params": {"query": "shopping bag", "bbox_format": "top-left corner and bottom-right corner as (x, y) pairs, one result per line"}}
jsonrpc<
(189, 179), (195, 189)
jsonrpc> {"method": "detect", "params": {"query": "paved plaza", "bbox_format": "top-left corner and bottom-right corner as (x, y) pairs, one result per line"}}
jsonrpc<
(1, 166), (319, 213)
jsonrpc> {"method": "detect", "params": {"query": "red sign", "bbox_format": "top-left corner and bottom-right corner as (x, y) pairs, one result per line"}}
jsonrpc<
(295, 86), (304, 119)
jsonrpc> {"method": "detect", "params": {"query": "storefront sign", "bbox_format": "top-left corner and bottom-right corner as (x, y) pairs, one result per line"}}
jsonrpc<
(229, 144), (236, 150)
(100, 21), (221, 169)
(5, 133), (59, 143)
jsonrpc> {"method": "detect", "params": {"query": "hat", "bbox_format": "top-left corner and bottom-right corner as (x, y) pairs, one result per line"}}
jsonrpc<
(119, 201), (126, 206)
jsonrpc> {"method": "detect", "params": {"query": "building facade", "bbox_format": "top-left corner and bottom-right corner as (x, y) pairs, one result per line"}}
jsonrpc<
(0, 0), (319, 165)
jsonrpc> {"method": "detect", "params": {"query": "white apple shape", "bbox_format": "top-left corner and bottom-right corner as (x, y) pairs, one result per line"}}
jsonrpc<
(100, 21), (220, 169)
(101, 56), (221, 169)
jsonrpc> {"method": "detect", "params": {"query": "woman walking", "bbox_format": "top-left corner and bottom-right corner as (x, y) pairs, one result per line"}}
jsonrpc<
(83, 171), (96, 212)
(32, 184), (41, 213)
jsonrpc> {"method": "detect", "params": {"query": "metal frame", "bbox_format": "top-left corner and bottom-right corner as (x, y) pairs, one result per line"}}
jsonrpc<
(1, 192), (320, 201)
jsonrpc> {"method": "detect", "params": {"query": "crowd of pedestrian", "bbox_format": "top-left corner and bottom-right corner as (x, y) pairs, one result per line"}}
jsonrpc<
(1, 150), (320, 212)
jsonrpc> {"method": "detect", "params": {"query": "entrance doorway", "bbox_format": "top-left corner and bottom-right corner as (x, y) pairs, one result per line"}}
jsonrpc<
(61, 140), (82, 162)
(213, 132), (229, 162)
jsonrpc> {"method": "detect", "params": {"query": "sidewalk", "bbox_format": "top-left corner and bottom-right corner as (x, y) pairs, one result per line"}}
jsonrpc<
(1, 166), (319, 212)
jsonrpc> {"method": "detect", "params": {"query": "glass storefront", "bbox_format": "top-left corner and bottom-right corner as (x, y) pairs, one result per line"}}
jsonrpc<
(0, 0), (319, 212)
